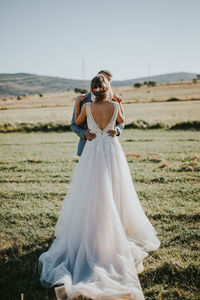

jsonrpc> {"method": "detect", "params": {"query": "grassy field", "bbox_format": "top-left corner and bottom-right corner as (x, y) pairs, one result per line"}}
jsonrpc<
(0, 129), (200, 299)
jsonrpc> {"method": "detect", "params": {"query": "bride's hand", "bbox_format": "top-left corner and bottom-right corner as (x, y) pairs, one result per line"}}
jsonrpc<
(76, 94), (88, 102)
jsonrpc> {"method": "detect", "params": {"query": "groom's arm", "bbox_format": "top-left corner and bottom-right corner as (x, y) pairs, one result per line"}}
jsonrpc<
(116, 121), (125, 136)
(71, 104), (86, 140)
(108, 114), (125, 137)
(114, 97), (125, 136)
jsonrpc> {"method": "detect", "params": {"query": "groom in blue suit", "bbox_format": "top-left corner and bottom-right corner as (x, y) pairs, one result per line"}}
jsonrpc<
(71, 70), (125, 156)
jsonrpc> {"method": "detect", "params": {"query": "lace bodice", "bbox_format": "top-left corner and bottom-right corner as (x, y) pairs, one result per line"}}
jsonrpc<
(86, 102), (118, 135)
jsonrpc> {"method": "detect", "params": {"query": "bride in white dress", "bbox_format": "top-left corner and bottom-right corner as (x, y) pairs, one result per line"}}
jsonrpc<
(38, 75), (160, 300)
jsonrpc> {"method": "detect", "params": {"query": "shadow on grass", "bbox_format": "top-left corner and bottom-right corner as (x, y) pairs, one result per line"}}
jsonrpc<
(168, 231), (200, 247)
(1, 241), (200, 300)
(140, 262), (200, 292)
(1, 239), (95, 300)
(151, 213), (200, 222)
(0, 238), (56, 300)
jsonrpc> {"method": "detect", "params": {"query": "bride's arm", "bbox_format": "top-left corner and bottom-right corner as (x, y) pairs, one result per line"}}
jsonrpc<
(75, 96), (87, 125)
(116, 102), (125, 123)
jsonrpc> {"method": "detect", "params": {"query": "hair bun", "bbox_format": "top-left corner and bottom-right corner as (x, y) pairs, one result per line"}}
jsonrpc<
(90, 75), (110, 103)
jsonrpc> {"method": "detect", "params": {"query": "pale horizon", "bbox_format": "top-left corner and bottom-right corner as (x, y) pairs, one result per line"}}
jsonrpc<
(1, 70), (198, 82)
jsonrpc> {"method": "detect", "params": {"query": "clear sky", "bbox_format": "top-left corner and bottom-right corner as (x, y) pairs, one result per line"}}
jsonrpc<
(0, 0), (200, 80)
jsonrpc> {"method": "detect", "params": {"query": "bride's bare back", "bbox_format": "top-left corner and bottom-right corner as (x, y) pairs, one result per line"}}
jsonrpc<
(90, 101), (115, 130)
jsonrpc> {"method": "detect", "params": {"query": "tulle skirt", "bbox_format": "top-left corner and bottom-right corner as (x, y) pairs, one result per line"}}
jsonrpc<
(38, 135), (160, 299)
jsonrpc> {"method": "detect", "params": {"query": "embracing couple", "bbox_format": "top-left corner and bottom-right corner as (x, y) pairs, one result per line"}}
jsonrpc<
(38, 70), (160, 300)
(71, 70), (125, 156)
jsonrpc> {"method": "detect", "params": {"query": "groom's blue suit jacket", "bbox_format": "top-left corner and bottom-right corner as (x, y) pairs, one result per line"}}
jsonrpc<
(71, 92), (125, 156)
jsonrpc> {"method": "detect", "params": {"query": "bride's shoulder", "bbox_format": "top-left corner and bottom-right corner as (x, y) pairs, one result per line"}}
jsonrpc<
(81, 103), (88, 111)
(84, 102), (91, 107)
(112, 100), (119, 110)
(84, 102), (91, 114)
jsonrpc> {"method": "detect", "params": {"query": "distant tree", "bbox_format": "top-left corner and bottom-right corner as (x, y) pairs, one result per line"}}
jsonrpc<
(143, 81), (148, 85)
(192, 78), (197, 84)
(67, 88), (70, 91)
(39, 94), (43, 97)
(81, 89), (88, 94)
(74, 88), (88, 94)
(167, 97), (179, 102)
(23, 94), (26, 97)
(147, 81), (156, 87)
(134, 83), (142, 88)
(17, 96), (22, 100)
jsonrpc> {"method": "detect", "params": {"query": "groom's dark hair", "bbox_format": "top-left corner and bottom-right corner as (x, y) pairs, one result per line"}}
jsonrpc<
(98, 70), (113, 78)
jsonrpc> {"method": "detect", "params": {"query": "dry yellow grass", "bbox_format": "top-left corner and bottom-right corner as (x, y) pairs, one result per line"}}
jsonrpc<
(0, 100), (199, 126)
(1, 80), (200, 110)
(113, 80), (200, 103)
(0, 81), (200, 126)
(0, 90), (76, 110)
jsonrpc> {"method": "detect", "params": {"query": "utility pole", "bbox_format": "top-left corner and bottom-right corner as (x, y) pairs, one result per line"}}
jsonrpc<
(147, 64), (151, 81)
(82, 57), (86, 88)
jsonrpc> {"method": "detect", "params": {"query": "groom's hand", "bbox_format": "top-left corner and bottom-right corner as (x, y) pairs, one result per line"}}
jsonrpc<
(76, 94), (88, 102)
(107, 129), (117, 137)
(85, 129), (96, 141)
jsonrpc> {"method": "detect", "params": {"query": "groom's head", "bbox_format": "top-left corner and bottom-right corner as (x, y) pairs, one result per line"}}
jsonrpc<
(98, 70), (113, 83)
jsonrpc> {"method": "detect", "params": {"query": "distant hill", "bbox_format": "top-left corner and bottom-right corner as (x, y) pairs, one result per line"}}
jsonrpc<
(0, 73), (91, 97)
(0, 72), (198, 97)
(113, 72), (198, 86)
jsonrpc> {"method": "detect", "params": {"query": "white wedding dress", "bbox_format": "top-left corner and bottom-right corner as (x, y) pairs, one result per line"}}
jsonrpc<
(38, 102), (160, 300)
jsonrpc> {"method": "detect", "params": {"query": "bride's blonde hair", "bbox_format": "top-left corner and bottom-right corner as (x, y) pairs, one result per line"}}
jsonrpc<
(90, 75), (111, 103)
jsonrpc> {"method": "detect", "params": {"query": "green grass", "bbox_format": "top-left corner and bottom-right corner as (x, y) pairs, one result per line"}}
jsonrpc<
(0, 120), (199, 132)
(0, 129), (200, 299)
